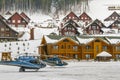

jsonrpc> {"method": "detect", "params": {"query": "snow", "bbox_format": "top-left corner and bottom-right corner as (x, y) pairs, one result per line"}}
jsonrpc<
(106, 38), (120, 44)
(1, 61), (120, 80)
(97, 51), (112, 57)
(0, 40), (41, 59)
(76, 37), (95, 44)
(89, 0), (120, 21)
(34, 27), (58, 40)
(44, 35), (58, 43)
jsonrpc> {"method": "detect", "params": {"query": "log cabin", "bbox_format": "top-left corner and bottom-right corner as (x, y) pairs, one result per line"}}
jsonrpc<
(39, 35), (120, 60)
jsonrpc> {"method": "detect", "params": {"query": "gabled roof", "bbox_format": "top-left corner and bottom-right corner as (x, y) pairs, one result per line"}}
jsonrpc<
(8, 12), (28, 23)
(63, 11), (79, 21)
(94, 19), (106, 27)
(85, 19), (106, 28)
(20, 12), (30, 21)
(105, 37), (120, 44)
(76, 36), (110, 44)
(79, 12), (92, 20)
(63, 19), (80, 29)
(44, 35), (79, 44)
(108, 19), (120, 28)
(0, 18), (19, 37)
(104, 11), (120, 21)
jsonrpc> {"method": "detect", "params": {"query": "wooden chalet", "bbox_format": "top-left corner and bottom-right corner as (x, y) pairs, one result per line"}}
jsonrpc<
(39, 35), (81, 59)
(39, 35), (120, 60)
(7, 12), (28, 27)
(85, 19), (105, 35)
(108, 20), (120, 29)
(79, 12), (92, 26)
(59, 19), (80, 36)
(20, 12), (30, 23)
(104, 11), (120, 21)
(63, 11), (79, 22)
(0, 18), (19, 41)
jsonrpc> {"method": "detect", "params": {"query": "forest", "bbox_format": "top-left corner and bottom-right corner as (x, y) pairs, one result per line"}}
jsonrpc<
(0, 0), (90, 15)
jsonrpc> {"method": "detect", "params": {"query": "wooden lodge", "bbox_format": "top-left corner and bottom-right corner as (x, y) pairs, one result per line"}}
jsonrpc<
(104, 11), (120, 21)
(39, 35), (120, 60)
(59, 19), (81, 36)
(79, 12), (92, 26)
(0, 18), (19, 41)
(7, 12), (28, 27)
(63, 11), (79, 22)
(84, 19), (105, 35)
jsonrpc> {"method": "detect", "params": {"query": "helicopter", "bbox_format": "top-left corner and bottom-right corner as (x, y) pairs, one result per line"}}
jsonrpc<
(0, 53), (46, 72)
(42, 55), (68, 66)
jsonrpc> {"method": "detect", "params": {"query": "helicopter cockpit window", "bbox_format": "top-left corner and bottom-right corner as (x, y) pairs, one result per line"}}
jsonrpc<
(30, 60), (39, 64)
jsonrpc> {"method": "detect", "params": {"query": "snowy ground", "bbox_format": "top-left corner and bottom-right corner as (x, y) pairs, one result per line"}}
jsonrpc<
(0, 61), (120, 80)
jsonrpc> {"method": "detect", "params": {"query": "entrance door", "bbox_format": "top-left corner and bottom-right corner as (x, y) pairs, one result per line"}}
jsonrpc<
(94, 41), (101, 58)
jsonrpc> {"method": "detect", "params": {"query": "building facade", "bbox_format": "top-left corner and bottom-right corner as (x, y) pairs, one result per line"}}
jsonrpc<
(0, 18), (19, 41)
(39, 35), (120, 60)
(7, 12), (28, 27)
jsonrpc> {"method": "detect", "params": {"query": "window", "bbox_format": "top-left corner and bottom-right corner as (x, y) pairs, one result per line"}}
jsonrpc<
(86, 45), (91, 51)
(53, 45), (58, 50)
(6, 28), (9, 31)
(22, 20), (25, 23)
(85, 54), (90, 60)
(6, 34), (10, 37)
(81, 17), (83, 19)
(12, 20), (15, 23)
(116, 54), (120, 59)
(103, 46), (107, 51)
(61, 45), (64, 49)
(1, 28), (4, 31)
(112, 17), (115, 19)
(116, 46), (120, 51)
(68, 45), (70, 49)
(92, 26), (96, 29)
(18, 20), (21, 23)
(73, 54), (78, 59)
(73, 46), (78, 51)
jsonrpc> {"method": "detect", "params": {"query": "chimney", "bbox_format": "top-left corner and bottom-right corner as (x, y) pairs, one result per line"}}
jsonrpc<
(30, 28), (34, 40)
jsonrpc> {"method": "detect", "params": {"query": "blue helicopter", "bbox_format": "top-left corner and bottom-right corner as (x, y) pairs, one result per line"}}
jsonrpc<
(0, 54), (46, 72)
(43, 55), (68, 66)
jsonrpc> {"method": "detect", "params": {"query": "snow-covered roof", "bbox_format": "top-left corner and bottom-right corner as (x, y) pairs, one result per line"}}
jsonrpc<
(106, 37), (120, 44)
(44, 35), (58, 43)
(97, 51), (112, 57)
(18, 32), (30, 41)
(76, 37), (95, 44)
